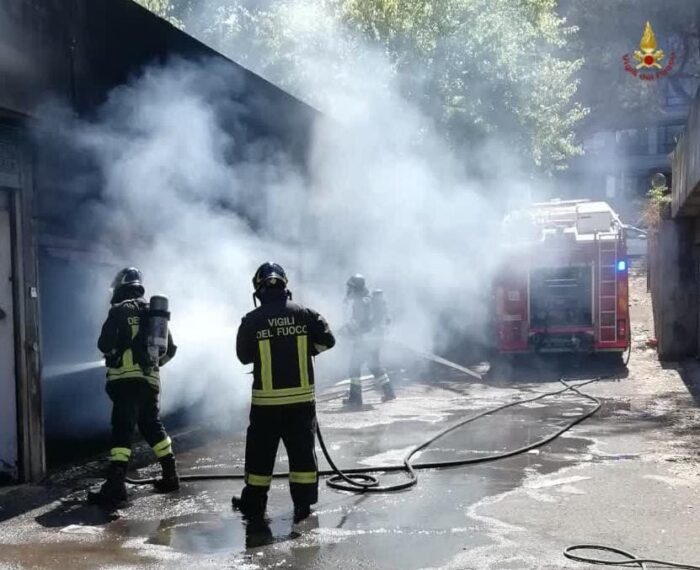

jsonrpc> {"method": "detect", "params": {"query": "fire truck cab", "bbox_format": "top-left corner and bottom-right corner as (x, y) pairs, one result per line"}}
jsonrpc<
(493, 199), (630, 356)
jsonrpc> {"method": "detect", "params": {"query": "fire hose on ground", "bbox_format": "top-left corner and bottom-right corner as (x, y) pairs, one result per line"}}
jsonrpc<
(126, 378), (600, 490)
(563, 545), (700, 569)
(122, 355), (698, 569)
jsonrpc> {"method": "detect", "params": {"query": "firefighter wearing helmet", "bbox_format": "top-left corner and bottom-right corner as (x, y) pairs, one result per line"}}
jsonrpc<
(342, 273), (396, 407)
(233, 262), (336, 523)
(88, 267), (179, 507)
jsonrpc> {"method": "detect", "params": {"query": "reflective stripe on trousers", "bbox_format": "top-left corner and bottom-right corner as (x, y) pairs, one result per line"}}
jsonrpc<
(152, 436), (173, 458)
(110, 447), (132, 462)
(289, 471), (317, 484)
(375, 373), (390, 386)
(246, 473), (273, 487)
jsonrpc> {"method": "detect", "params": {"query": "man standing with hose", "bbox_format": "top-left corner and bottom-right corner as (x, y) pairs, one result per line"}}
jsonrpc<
(88, 267), (179, 507)
(342, 274), (396, 407)
(233, 262), (336, 523)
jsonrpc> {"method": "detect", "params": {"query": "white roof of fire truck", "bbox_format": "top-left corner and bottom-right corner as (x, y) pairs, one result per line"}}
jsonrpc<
(504, 199), (623, 243)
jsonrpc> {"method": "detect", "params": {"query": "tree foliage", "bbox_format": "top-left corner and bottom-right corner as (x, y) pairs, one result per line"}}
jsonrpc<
(341, 0), (587, 169)
(173, 0), (586, 172)
(133, 0), (183, 28)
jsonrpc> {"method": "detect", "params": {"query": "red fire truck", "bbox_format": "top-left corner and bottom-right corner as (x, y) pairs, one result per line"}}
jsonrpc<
(493, 200), (630, 356)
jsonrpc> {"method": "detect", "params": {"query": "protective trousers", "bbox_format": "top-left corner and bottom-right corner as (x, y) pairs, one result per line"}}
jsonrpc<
(106, 380), (173, 465)
(240, 404), (318, 515)
(349, 340), (390, 390)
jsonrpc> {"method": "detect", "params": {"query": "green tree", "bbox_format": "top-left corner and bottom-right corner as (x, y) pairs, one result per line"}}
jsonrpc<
(341, 0), (587, 169)
(175, 0), (587, 172)
(133, 0), (183, 28)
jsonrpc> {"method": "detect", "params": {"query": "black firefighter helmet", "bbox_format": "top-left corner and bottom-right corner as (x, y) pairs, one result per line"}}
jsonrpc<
(110, 267), (145, 303)
(111, 267), (144, 293)
(253, 262), (288, 294)
(346, 273), (366, 296)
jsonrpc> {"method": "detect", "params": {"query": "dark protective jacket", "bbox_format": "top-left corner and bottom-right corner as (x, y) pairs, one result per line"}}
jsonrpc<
(236, 291), (336, 406)
(344, 291), (373, 336)
(98, 297), (176, 390)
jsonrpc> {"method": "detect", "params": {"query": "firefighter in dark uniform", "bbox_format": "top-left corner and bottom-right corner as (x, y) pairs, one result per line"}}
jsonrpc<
(342, 274), (396, 407)
(233, 262), (335, 523)
(88, 267), (179, 507)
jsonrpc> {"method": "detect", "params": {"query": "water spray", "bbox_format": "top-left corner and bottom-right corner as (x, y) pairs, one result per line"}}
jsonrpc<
(386, 339), (483, 380)
(42, 360), (105, 379)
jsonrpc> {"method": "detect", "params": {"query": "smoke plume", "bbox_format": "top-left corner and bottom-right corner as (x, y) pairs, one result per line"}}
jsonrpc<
(38, 1), (538, 427)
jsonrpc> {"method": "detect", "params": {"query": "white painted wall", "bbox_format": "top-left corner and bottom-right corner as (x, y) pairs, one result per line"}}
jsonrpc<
(0, 192), (17, 481)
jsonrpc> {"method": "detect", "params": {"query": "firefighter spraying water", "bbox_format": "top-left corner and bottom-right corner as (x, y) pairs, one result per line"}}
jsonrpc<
(88, 267), (179, 507)
(341, 274), (397, 408)
(232, 262), (336, 524)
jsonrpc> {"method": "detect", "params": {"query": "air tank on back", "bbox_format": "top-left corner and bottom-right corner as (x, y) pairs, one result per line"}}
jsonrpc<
(147, 295), (170, 366)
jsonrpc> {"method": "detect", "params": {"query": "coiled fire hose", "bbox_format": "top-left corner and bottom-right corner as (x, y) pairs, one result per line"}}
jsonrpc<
(316, 377), (600, 492)
(563, 545), (700, 569)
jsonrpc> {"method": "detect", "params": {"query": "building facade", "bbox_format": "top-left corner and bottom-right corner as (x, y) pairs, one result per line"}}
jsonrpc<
(0, 0), (317, 483)
(566, 80), (692, 226)
(651, 91), (700, 360)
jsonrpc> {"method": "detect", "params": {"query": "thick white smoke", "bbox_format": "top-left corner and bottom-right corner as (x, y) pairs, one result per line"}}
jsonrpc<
(41, 2), (537, 423)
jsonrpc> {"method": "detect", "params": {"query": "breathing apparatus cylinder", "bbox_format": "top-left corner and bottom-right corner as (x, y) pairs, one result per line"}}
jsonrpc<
(147, 295), (170, 367)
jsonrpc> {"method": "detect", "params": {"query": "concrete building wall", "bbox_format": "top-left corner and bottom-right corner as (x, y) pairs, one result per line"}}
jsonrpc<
(650, 216), (698, 360)
(0, 0), (319, 482)
(653, 91), (700, 361)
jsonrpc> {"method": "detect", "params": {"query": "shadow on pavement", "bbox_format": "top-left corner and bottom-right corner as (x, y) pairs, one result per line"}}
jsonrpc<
(34, 498), (119, 528)
(486, 353), (629, 384)
(671, 359), (700, 407)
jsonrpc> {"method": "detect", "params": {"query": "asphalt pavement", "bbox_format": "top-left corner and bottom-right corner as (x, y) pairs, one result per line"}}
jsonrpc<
(1, 267), (700, 569)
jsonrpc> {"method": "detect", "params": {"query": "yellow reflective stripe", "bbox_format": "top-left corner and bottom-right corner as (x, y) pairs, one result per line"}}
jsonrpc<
(246, 473), (272, 487)
(107, 366), (142, 376)
(252, 385), (313, 398)
(259, 340), (273, 392)
(297, 335), (309, 389)
(107, 321), (151, 378)
(122, 318), (140, 369)
(251, 392), (315, 406)
(375, 374), (389, 386)
(153, 437), (172, 453)
(107, 369), (159, 381)
(122, 348), (134, 368)
(289, 471), (317, 484)
(110, 447), (132, 462)
(153, 437), (172, 458)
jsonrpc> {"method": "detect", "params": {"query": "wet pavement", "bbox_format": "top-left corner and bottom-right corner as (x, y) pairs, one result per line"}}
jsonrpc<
(2, 269), (700, 569)
(0, 372), (663, 569)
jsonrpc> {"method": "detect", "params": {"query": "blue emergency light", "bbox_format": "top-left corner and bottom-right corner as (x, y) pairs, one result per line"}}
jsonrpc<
(617, 260), (627, 272)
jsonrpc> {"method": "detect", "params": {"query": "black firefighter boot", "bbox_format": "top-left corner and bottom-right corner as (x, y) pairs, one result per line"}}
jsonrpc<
(342, 383), (363, 408)
(381, 381), (396, 402)
(293, 504), (312, 523)
(88, 462), (128, 507)
(232, 486), (268, 522)
(153, 454), (180, 493)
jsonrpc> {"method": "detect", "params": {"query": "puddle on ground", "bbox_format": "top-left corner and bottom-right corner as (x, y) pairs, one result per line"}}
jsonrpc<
(143, 512), (300, 553)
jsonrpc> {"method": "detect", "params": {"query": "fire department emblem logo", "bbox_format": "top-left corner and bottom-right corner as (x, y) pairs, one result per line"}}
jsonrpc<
(623, 21), (676, 81)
